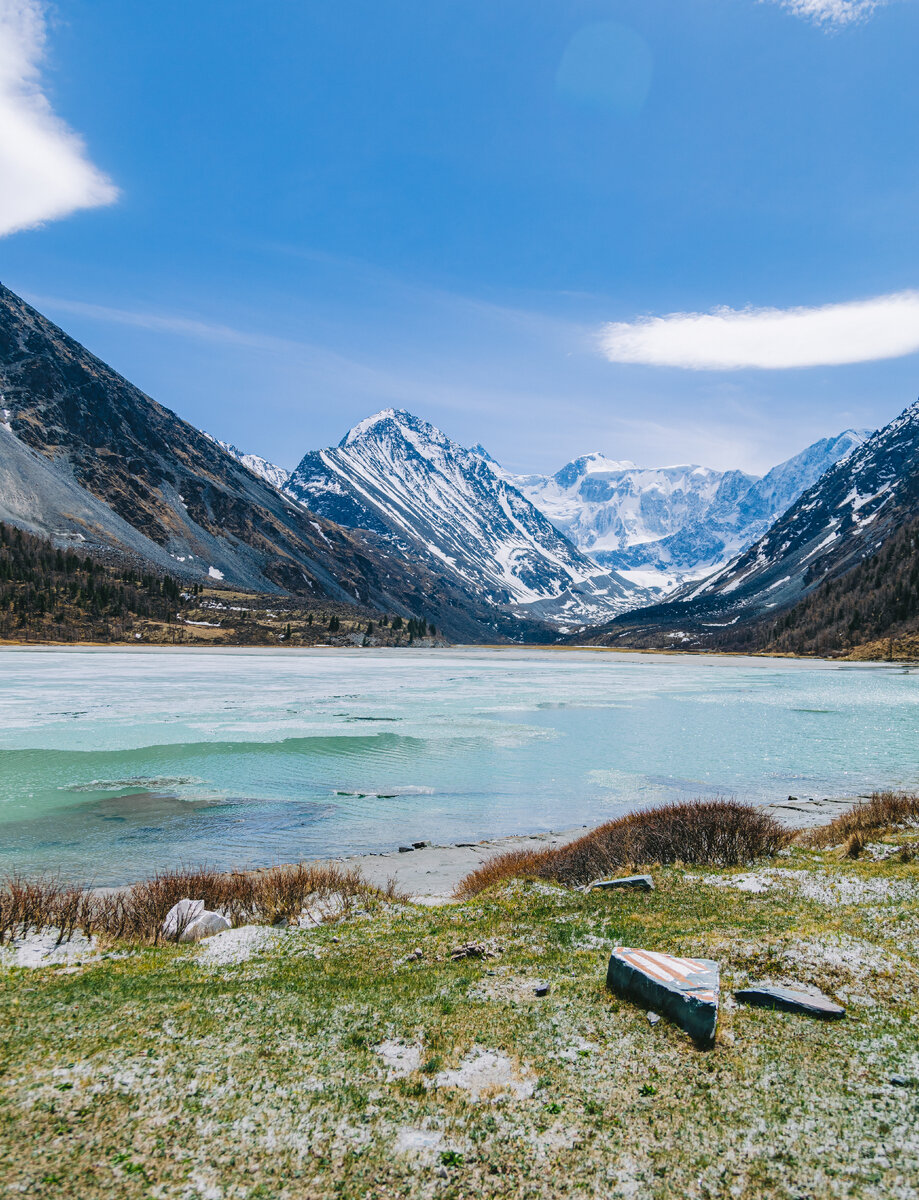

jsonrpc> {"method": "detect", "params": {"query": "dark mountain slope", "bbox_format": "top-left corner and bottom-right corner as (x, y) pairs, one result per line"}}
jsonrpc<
(0, 283), (552, 641)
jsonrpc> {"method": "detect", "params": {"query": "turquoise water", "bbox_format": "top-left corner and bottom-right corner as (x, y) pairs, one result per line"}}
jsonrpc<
(1, 646), (917, 885)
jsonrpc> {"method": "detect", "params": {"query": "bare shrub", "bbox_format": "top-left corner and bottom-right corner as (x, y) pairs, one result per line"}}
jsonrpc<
(803, 792), (919, 849)
(843, 831), (865, 859)
(457, 799), (790, 897)
(0, 861), (403, 946)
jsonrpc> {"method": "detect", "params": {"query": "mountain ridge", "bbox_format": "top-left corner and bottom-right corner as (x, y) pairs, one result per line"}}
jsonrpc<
(576, 398), (919, 651)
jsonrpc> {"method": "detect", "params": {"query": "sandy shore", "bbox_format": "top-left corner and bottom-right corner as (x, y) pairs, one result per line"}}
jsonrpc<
(332, 794), (864, 900)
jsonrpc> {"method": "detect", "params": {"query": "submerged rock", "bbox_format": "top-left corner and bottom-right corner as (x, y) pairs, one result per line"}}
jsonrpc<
(606, 947), (720, 1047)
(734, 983), (845, 1019)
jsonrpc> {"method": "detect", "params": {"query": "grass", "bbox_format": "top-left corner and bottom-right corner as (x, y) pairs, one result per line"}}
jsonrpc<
(457, 800), (790, 897)
(1, 810), (918, 1198)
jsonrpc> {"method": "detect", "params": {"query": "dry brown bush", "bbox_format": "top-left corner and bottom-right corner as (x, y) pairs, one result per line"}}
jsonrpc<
(0, 861), (401, 946)
(456, 799), (790, 897)
(802, 792), (919, 849)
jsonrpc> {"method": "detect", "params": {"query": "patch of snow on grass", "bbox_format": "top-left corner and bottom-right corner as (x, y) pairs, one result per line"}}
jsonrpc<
(394, 1126), (445, 1158)
(704, 868), (918, 905)
(0, 929), (98, 969)
(196, 925), (286, 966)
(433, 1047), (536, 1101)
(375, 1040), (422, 1079)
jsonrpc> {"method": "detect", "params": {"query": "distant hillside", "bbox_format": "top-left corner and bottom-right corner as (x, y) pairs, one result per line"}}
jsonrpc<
(0, 519), (184, 643)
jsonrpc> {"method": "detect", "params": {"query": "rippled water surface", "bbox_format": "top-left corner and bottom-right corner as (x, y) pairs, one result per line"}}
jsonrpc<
(1, 646), (917, 884)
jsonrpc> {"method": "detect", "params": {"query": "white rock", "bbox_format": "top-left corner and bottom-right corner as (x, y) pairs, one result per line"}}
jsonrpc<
(182, 911), (231, 943)
(162, 898), (230, 943)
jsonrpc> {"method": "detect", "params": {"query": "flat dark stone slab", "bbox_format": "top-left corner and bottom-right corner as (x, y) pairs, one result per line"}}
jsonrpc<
(735, 984), (845, 1019)
(589, 875), (654, 892)
(607, 947), (719, 1047)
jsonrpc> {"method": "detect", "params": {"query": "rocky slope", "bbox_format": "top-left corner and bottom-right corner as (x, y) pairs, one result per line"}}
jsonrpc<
(284, 409), (647, 627)
(493, 432), (867, 592)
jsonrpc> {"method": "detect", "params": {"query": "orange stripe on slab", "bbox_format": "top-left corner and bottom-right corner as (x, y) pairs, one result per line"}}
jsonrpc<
(624, 952), (676, 983)
(617, 948), (711, 988)
(629, 951), (692, 981)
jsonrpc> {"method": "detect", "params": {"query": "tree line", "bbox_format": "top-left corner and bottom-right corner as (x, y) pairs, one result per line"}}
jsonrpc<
(0, 521), (184, 642)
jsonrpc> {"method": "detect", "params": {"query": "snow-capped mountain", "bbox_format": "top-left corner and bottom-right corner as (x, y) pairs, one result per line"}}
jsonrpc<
(491, 431), (867, 592)
(204, 435), (290, 491)
(677, 399), (919, 619)
(284, 409), (648, 626)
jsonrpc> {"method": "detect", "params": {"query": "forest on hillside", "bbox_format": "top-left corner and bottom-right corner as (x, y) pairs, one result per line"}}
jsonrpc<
(0, 522), (184, 643)
(0, 521), (440, 647)
(762, 513), (919, 658)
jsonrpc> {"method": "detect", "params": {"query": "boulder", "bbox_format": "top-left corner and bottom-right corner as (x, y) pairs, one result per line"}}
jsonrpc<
(182, 910), (231, 942)
(734, 984), (845, 1019)
(588, 875), (654, 892)
(607, 947), (720, 1047)
(161, 898), (231, 943)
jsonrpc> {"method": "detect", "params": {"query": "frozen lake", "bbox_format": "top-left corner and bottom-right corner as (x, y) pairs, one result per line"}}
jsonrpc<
(1, 646), (917, 884)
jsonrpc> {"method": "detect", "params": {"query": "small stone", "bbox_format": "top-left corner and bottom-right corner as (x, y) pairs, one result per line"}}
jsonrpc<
(588, 875), (654, 892)
(535, 983), (550, 997)
(647, 1011), (660, 1026)
(890, 1074), (913, 1087)
(734, 984), (845, 1020)
(450, 941), (501, 961)
(412, 841), (430, 849)
(398, 845), (414, 853)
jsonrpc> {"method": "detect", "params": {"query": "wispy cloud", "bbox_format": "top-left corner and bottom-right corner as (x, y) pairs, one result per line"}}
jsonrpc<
(599, 291), (919, 370)
(0, 0), (117, 237)
(769, 0), (885, 27)
(30, 294), (300, 352)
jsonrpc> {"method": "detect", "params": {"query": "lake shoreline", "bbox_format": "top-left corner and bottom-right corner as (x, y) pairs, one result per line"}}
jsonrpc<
(316, 794), (863, 899)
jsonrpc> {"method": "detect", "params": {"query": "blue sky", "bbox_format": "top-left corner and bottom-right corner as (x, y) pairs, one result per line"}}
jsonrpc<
(2, 0), (919, 474)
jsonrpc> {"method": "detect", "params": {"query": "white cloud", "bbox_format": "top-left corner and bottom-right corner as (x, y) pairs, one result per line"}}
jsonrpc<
(0, 0), (117, 237)
(769, 0), (885, 26)
(599, 291), (919, 370)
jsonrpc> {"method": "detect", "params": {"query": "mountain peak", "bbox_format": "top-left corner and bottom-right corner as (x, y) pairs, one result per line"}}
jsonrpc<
(339, 408), (431, 447)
